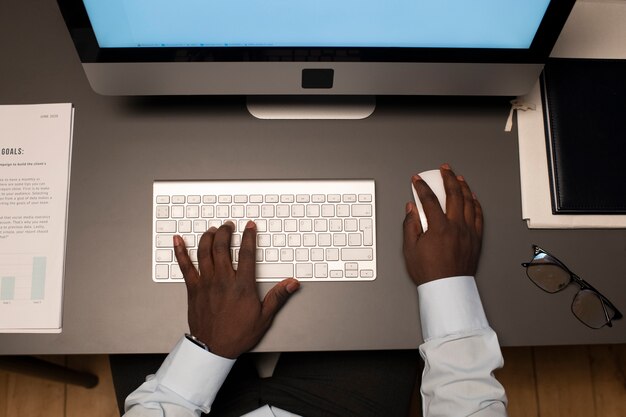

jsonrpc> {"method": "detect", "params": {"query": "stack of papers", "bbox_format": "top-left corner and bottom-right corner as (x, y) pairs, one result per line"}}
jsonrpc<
(0, 103), (74, 332)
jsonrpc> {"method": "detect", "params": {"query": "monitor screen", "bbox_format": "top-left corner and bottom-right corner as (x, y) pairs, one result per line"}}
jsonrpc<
(84, 0), (550, 49)
(57, 0), (575, 99)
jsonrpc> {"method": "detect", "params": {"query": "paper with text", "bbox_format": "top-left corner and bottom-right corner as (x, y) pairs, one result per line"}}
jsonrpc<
(0, 103), (73, 332)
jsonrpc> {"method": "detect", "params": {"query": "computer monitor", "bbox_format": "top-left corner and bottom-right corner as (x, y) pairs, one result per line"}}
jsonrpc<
(57, 0), (575, 117)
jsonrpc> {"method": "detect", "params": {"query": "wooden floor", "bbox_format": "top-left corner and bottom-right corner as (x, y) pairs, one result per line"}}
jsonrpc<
(0, 345), (624, 417)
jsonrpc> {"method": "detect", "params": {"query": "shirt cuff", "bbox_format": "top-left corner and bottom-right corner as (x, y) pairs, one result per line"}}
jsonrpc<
(155, 336), (236, 411)
(417, 276), (489, 341)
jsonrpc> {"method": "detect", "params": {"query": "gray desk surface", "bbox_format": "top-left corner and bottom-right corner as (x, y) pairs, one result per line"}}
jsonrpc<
(1, 1), (624, 355)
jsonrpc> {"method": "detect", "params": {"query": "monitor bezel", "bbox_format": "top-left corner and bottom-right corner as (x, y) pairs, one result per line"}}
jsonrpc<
(57, 0), (575, 64)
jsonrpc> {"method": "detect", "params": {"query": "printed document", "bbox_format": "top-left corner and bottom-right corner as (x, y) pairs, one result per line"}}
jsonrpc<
(0, 103), (74, 332)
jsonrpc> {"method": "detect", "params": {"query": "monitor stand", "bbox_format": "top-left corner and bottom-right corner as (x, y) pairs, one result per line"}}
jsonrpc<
(246, 96), (376, 120)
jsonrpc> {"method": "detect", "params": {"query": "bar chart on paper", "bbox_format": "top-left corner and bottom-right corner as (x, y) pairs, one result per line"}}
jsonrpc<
(0, 254), (47, 303)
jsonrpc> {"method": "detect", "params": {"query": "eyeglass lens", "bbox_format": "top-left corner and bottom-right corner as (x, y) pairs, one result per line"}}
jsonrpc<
(525, 252), (571, 293)
(572, 290), (615, 329)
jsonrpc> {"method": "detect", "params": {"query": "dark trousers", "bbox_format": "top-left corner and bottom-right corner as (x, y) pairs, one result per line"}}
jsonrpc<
(111, 350), (422, 417)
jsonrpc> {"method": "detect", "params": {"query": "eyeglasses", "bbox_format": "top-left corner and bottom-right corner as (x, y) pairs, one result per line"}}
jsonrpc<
(521, 245), (623, 329)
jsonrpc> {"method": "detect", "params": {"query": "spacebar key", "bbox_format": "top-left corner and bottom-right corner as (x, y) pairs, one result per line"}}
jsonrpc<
(255, 264), (294, 278)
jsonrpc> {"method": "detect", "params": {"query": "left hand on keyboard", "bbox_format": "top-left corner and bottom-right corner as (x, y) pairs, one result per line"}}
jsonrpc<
(173, 221), (300, 359)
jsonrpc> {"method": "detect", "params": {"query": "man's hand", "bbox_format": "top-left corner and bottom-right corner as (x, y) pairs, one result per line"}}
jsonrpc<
(403, 164), (483, 287)
(173, 221), (300, 359)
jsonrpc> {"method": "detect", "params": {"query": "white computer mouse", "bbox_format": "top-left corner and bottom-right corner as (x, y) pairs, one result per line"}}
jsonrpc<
(411, 169), (447, 232)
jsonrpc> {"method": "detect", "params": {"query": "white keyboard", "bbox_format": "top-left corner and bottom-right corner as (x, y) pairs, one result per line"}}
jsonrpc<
(152, 179), (377, 282)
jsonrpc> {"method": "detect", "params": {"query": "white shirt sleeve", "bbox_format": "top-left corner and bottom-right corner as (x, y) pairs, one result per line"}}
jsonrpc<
(123, 337), (236, 417)
(418, 276), (508, 417)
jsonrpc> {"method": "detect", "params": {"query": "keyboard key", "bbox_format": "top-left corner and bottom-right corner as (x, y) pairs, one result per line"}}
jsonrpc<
(156, 220), (176, 233)
(266, 248), (279, 262)
(155, 249), (173, 262)
(343, 194), (357, 202)
(306, 204), (320, 217)
(216, 206), (229, 218)
(352, 204), (372, 217)
(182, 234), (195, 248)
(296, 194), (310, 203)
(193, 220), (207, 233)
(329, 219), (342, 232)
(219, 195), (232, 203)
(156, 234), (175, 248)
(284, 219), (297, 232)
(341, 248), (373, 261)
(318, 233), (332, 247)
(247, 205), (260, 218)
(299, 219), (312, 232)
(321, 205), (335, 217)
(295, 248), (309, 261)
(186, 205), (199, 218)
(303, 233), (316, 247)
(258, 234), (271, 247)
(269, 219), (282, 232)
(256, 219), (267, 232)
(292, 204), (305, 217)
(344, 219), (358, 232)
(360, 269), (374, 278)
(345, 269), (359, 278)
(231, 205), (245, 218)
(312, 194), (325, 203)
(333, 233), (347, 246)
(265, 194), (279, 203)
(171, 264), (184, 279)
(172, 195), (186, 204)
(315, 263), (329, 278)
(360, 218), (374, 246)
(296, 263), (313, 278)
(188, 195), (201, 204)
(314, 219), (328, 232)
(273, 234), (286, 247)
(281, 194), (295, 203)
(201, 206), (215, 218)
(348, 233), (362, 246)
(358, 194), (372, 202)
(156, 206), (170, 218)
(311, 248), (324, 261)
(280, 248), (294, 261)
(337, 204), (350, 217)
(288, 234), (301, 247)
(261, 205), (275, 218)
(203, 195), (217, 203)
(326, 248), (339, 261)
(171, 206), (184, 218)
(155, 264), (169, 279)
(330, 270), (343, 278)
(328, 194), (341, 202)
(156, 195), (170, 204)
(276, 205), (290, 218)
(234, 195), (248, 203)
(178, 220), (192, 233)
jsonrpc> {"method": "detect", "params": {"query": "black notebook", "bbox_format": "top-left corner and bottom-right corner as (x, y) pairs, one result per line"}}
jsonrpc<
(541, 58), (626, 214)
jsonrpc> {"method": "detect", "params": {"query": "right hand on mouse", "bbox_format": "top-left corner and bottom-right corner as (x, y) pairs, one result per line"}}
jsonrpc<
(403, 164), (483, 287)
(173, 221), (300, 359)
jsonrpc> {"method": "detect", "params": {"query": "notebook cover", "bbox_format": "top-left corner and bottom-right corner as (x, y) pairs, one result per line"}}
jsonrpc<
(541, 58), (626, 214)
